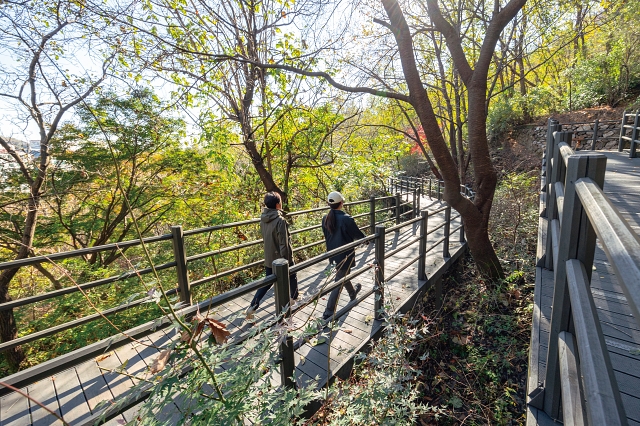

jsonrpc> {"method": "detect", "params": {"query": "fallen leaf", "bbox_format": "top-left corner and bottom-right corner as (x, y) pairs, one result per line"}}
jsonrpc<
(452, 335), (470, 345)
(150, 349), (171, 374)
(205, 318), (231, 344)
(343, 329), (353, 334)
(300, 355), (306, 365)
(311, 336), (327, 346)
(95, 353), (112, 362)
(180, 330), (191, 343)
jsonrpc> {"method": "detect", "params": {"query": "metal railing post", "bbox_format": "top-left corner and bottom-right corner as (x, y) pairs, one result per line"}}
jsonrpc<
(404, 179), (409, 202)
(273, 258), (295, 389)
(418, 210), (428, 280)
(412, 188), (417, 217)
(629, 111), (640, 158)
(590, 119), (599, 150)
(412, 188), (418, 235)
(395, 193), (401, 227)
(459, 216), (465, 243)
(618, 110), (627, 152)
(374, 225), (385, 320)
(171, 226), (192, 306)
(429, 177), (432, 198)
(369, 196), (376, 235)
(443, 205), (451, 258)
(543, 153), (607, 419)
(437, 180), (442, 201)
(545, 120), (561, 186)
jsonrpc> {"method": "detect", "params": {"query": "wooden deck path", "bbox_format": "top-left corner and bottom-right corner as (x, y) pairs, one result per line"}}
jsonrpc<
(527, 151), (640, 426)
(0, 197), (466, 426)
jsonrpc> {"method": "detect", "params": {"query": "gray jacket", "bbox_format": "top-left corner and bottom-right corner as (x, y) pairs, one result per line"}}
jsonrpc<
(260, 208), (294, 267)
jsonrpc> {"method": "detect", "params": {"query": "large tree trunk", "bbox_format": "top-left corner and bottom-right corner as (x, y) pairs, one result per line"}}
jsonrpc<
(0, 194), (40, 370)
(382, 0), (506, 280)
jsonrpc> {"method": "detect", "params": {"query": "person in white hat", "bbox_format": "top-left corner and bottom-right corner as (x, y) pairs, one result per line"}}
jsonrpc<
(321, 191), (365, 320)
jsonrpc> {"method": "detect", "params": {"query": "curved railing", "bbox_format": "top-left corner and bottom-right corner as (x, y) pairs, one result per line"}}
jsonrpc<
(389, 175), (476, 202)
(0, 186), (466, 402)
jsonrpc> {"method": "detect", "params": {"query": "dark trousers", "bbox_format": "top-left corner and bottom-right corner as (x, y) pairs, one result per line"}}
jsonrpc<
(250, 262), (299, 308)
(323, 266), (356, 318)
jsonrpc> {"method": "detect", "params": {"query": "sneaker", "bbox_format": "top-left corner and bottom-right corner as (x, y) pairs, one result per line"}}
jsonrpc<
(245, 305), (257, 320)
(350, 283), (362, 301)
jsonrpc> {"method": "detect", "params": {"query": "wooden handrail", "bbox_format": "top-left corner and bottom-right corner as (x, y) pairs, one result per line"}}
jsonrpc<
(537, 119), (635, 424)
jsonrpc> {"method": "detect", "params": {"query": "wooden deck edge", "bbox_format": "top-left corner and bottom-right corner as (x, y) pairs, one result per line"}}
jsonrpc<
(526, 267), (546, 426)
(0, 316), (174, 398)
(306, 242), (468, 414)
(527, 165), (549, 426)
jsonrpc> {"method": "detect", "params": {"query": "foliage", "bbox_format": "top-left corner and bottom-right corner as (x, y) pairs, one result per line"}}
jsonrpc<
(102, 283), (435, 425)
(124, 320), (317, 425)
(314, 310), (440, 425)
(409, 163), (539, 425)
(489, 171), (539, 255)
(488, 88), (562, 140)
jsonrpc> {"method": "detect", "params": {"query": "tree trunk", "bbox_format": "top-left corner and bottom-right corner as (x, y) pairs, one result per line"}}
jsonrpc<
(382, 0), (505, 281)
(0, 269), (23, 371)
(0, 193), (40, 371)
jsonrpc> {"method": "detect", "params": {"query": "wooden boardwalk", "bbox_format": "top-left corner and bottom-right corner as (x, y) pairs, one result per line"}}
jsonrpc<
(0, 197), (465, 425)
(527, 151), (640, 425)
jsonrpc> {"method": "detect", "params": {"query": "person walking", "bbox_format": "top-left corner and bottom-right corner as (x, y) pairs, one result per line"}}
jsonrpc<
(246, 192), (299, 319)
(321, 191), (366, 321)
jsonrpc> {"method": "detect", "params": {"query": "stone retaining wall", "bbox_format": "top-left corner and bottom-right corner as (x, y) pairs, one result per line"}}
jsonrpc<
(527, 121), (621, 153)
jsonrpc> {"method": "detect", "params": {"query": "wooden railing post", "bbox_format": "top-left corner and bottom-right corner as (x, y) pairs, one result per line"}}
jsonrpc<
(590, 119), (599, 150)
(543, 153), (607, 419)
(374, 225), (386, 319)
(171, 225), (192, 306)
(418, 210), (428, 281)
(395, 193), (401, 226)
(429, 177), (432, 198)
(273, 258), (295, 389)
(459, 216), (465, 243)
(443, 205), (451, 258)
(544, 131), (572, 270)
(369, 196), (376, 235)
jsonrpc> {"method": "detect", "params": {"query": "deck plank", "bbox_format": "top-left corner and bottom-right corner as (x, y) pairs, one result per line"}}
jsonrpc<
(0, 386), (31, 426)
(27, 377), (61, 426)
(53, 368), (92, 425)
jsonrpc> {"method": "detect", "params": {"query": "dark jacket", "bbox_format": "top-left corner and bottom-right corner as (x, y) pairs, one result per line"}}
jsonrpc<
(322, 209), (366, 270)
(261, 208), (294, 267)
